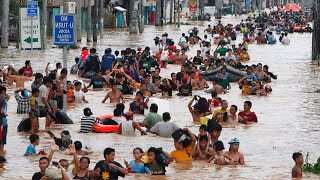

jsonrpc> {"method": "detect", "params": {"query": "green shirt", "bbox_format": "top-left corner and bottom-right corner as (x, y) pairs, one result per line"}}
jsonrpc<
(143, 112), (162, 131)
(140, 58), (153, 70)
(218, 79), (230, 89)
(215, 47), (229, 56)
(145, 163), (166, 175)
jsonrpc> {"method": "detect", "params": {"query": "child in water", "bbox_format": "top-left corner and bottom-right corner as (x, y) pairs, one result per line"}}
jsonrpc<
(125, 148), (150, 174)
(223, 138), (244, 165)
(145, 147), (172, 175)
(207, 141), (228, 165)
(292, 152), (303, 179)
(193, 125), (211, 160)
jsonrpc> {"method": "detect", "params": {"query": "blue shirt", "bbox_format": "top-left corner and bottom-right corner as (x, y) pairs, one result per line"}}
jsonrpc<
(101, 53), (115, 70)
(90, 76), (107, 89)
(245, 73), (257, 81)
(2, 98), (7, 126)
(24, 144), (36, 156)
(129, 160), (150, 174)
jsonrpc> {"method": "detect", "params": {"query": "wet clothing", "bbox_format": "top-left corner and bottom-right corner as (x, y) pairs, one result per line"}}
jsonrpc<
(178, 84), (192, 96)
(145, 163), (166, 175)
(150, 121), (180, 137)
(80, 116), (96, 133)
(102, 53), (116, 70)
(129, 101), (145, 114)
(143, 112), (162, 131)
(15, 93), (30, 114)
(129, 161), (150, 174)
(32, 172), (44, 180)
(90, 76), (107, 89)
(94, 160), (125, 180)
(24, 144), (36, 156)
(22, 67), (33, 77)
(121, 121), (135, 136)
(171, 146), (193, 162)
(73, 171), (90, 180)
(217, 79), (230, 89)
(238, 111), (258, 123)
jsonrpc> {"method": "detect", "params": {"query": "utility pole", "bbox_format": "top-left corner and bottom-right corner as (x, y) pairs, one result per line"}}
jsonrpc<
(170, 0), (174, 23)
(42, 0), (47, 49)
(312, 0), (320, 60)
(93, 0), (98, 42)
(155, 0), (161, 26)
(1, 0), (9, 48)
(129, 0), (140, 33)
(177, 0), (180, 27)
(77, 0), (82, 42)
(87, 0), (92, 42)
(99, 0), (104, 38)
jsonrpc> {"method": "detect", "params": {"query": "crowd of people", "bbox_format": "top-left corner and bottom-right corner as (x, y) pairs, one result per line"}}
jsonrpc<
(0, 9), (309, 180)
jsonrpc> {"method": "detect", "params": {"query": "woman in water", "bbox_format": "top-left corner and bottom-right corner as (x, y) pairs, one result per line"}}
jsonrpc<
(251, 82), (267, 96)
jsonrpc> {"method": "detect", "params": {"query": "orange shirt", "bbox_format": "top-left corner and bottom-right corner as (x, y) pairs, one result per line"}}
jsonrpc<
(170, 146), (193, 162)
(67, 89), (74, 98)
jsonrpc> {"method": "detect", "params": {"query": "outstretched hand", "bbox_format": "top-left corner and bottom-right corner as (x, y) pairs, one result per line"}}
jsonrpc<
(69, 144), (76, 155)
(50, 142), (58, 152)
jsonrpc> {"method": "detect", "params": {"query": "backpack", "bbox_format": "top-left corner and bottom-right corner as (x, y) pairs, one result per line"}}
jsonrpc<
(87, 55), (100, 72)
(230, 32), (237, 40)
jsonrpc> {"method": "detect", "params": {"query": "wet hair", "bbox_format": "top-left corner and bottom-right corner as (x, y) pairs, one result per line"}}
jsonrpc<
(231, 105), (238, 111)
(199, 135), (208, 142)
(199, 124), (207, 131)
(80, 157), (90, 164)
(147, 147), (157, 154)
(74, 81), (82, 87)
(171, 73), (176, 77)
(113, 108), (122, 117)
(155, 67), (161, 72)
(29, 134), (39, 143)
(292, 152), (302, 162)
(32, 87), (40, 94)
(150, 103), (158, 113)
(62, 130), (70, 135)
(18, 68), (25, 75)
(162, 112), (170, 120)
(211, 91), (217, 98)
(207, 120), (222, 133)
(212, 78), (218, 83)
(116, 103), (125, 112)
(75, 57), (79, 63)
(136, 91), (143, 96)
(0, 156), (6, 163)
(263, 65), (269, 70)
(35, 73), (43, 79)
(90, 48), (96, 53)
(56, 62), (62, 69)
(115, 50), (119, 56)
(0, 86), (6, 94)
(43, 76), (53, 84)
(25, 60), (31, 66)
(39, 156), (49, 163)
(214, 141), (225, 151)
(244, 101), (252, 107)
(133, 147), (144, 153)
(104, 148), (115, 157)
(74, 141), (82, 151)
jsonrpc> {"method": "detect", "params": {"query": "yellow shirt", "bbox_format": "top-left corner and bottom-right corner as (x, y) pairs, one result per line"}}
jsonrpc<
(212, 109), (229, 123)
(242, 85), (251, 95)
(171, 146), (193, 162)
(30, 96), (37, 109)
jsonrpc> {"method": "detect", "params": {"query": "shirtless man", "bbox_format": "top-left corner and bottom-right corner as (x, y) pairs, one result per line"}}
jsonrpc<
(211, 78), (224, 94)
(7, 67), (32, 88)
(101, 83), (124, 103)
(180, 49), (188, 64)
(292, 152), (303, 179)
(189, 33), (196, 45)
(171, 49), (182, 64)
(195, 74), (209, 90)
(223, 138), (244, 165)
(140, 83), (152, 97)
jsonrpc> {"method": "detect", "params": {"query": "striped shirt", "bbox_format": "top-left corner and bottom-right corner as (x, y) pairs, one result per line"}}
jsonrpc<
(15, 93), (30, 114)
(80, 116), (96, 133)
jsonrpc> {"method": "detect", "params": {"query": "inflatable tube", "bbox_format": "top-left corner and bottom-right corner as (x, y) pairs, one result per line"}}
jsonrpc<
(17, 118), (31, 132)
(92, 123), (119, 133)
(84, 71), (96, 79)
(203, 65), (246, 82)
(92, 114), (125, 133)
(54, 110), (73, 124)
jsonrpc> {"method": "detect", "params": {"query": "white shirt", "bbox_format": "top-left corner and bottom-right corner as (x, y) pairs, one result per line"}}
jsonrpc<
(281, 36), (290, 45)
(74, 90), (85, 103)
(36, 84), (49, 107)
(121, 121), (135, 136)
(151, 121), (180, 138)
(180, 37), (187, 43)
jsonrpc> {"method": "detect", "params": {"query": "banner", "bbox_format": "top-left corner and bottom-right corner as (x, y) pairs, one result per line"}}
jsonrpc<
(189, 0), (197, 13)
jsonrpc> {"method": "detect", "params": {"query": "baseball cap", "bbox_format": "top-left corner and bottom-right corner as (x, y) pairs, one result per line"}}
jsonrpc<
(83, 108), (93, 116)
(228, 138), (240, 145)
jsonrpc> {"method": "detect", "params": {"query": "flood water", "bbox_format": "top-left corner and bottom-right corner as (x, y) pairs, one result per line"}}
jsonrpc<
(0, 15), (319, 179)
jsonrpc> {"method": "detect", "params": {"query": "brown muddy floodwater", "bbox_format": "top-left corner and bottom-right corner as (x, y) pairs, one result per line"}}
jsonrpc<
(0, 15), (319, 179)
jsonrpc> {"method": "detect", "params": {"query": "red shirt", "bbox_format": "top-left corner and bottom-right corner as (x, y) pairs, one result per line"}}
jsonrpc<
(238, 111), (258, 122)
(22, 67), (33, 77)
(168, 45), (177, 52)
(81, 50), (89, 62)
(208, 99), (220, 108)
